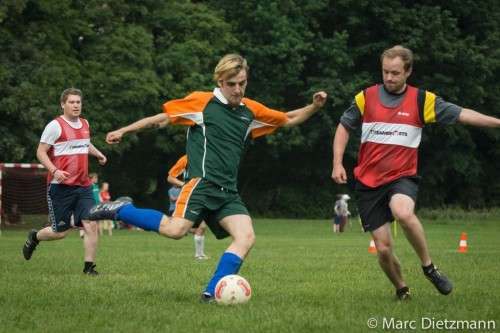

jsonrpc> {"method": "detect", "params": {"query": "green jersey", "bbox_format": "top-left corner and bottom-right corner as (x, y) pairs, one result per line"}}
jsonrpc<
(163, 88), (287, 191)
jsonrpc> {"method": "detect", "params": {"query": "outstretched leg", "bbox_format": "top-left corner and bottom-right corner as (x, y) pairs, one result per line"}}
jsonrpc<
(22, 226), (71, 260)
(89, 198), (194, 238)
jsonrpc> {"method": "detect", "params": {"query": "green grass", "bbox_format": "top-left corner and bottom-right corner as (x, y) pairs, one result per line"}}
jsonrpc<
(1, 218), (499, 332)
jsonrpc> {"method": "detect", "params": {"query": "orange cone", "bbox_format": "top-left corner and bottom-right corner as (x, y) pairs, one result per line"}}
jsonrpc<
(368, 239), (377, 254)
(458, 232), (468, 253)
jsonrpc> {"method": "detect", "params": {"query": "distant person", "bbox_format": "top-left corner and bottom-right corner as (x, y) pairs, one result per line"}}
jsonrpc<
(167, 155), (209, 260)
(90, 173), (100, 204)
(6, 203), (22, 225)
(99, 182), (113, 236)
(167, 185), (181, 216)
(333, 194), (350, 233)
(88, 54), (327, 302)
(81, 172), (100, 238)
(22, 87), (107, 275)
(332, 45), (500, 300)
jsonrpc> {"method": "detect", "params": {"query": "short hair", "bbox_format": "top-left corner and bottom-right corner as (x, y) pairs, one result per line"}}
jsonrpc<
(89, 172), (98, 179)
(380, 45), (414, 71)
(213, 54), (249, 82)
(60, 88), (83, 104)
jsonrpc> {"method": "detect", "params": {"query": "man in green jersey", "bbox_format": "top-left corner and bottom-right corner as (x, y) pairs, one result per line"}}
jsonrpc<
(89, 54), (327, 301)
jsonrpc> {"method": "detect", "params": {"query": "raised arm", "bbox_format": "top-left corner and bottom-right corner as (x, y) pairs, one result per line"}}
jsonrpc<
(106, 113), (170, 144)
(458, 108), (500, 128)
(332, 123), (350, 184)
(284, 91), (327, 127)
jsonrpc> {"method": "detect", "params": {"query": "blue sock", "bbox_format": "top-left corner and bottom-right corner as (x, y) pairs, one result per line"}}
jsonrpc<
(115, 204), (163, 232)
(205, 252), (243, 295)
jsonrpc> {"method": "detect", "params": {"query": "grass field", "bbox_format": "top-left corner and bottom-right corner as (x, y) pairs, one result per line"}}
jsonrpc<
(0, 217), (499, 332)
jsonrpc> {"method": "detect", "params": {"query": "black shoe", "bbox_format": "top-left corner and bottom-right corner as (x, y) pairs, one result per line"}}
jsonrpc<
(396, 286), (411, 301)
(88, 197), (133, 221)
(83, 264), (99, 276)
(200, 292), (216, 304)
(424, 266), (453, 295)
(23, 229), (39, 260)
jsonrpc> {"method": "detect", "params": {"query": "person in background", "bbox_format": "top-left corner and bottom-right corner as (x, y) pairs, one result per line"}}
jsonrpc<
(99, 182), (113, 236)
(23, 87), (107, 275)
(167, 155), (209, 260)
(82, 173), (100, 238)
(333, 194), (350, 233)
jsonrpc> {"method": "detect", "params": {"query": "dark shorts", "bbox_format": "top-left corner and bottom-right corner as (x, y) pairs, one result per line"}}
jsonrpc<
(173, 178), (249, 239)
(355, 177), (419, 232)
(47, 184), (95, 232)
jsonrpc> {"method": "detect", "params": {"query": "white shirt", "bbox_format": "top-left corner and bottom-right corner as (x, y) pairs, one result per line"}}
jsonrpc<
(40, 117), (84, 145)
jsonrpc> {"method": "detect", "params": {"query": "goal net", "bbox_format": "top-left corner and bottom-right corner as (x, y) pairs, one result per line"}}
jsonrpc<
(0, 163), (48, 234)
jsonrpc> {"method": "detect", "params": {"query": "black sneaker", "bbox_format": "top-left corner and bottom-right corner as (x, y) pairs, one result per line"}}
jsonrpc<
(23, 229), (39, 260)
(83, 264), (99, 276)
(396, 286), (411, 301)
(88, 197), (133, 221)
(200, 292), (216, 304)
(424, 266), (453, 295)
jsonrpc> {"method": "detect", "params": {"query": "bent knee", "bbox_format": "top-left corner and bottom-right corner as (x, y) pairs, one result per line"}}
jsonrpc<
(375, 242), (393, 258)
(392, 209), (415, 222)
(54, 231), (69, 239)
(169, 229), (187, 240)
(236, 232), (255, 249)
(166, 224), (190, 240)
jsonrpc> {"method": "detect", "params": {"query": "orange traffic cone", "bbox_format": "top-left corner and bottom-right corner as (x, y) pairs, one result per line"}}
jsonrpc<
(368, 239), (377, 254)
(458, 232), (468, 253)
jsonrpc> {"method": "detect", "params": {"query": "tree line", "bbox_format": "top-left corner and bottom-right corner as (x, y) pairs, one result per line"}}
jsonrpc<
(1, 0), (499, 217)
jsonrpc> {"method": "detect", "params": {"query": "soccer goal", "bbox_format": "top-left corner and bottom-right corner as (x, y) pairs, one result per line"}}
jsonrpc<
(0, 163), (48, 235)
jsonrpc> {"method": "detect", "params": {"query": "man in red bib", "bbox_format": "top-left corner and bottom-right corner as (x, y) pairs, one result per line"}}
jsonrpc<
(332, 45), (500, 300)
(22, 88), (107, 275)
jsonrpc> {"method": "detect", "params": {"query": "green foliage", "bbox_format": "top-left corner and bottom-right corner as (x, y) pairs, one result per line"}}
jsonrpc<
(1, 0), (499, 215)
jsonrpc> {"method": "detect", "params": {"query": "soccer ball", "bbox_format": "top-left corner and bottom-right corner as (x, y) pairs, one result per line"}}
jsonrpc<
(214, 274), (252, 305)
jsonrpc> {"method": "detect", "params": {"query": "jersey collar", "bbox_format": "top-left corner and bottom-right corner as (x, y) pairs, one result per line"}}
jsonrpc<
(213, 88), (245, 106)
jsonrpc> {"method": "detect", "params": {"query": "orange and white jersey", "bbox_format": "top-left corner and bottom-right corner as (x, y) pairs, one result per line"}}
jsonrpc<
(161, 89), (287, 191)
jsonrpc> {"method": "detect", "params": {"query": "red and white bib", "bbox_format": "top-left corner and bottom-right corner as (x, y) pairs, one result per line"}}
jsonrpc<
(354, 85), (423, 187)
(48, 116), (91, 186)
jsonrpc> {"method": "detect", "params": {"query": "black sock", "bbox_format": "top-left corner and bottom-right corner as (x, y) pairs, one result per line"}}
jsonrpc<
(32, 232), (39, 243)
(84, 261), (94, 271)
(396, 286), (409, 296)
(422, 263), (435, 275)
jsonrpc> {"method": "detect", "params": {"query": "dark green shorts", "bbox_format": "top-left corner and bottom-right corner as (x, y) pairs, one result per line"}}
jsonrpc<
(173, 178), (249, 239)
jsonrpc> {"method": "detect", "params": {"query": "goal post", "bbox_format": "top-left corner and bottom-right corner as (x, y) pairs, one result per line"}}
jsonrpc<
(0, 163), (48, 235)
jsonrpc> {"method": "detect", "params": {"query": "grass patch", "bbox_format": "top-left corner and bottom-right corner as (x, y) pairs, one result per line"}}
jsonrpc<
(1, 218), (499, 332)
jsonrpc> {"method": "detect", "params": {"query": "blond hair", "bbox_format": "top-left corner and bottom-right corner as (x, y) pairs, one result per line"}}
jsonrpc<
(213, 54), (249, 82)
(380, 45), (414, 71)
(60, 87), (82, 104)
